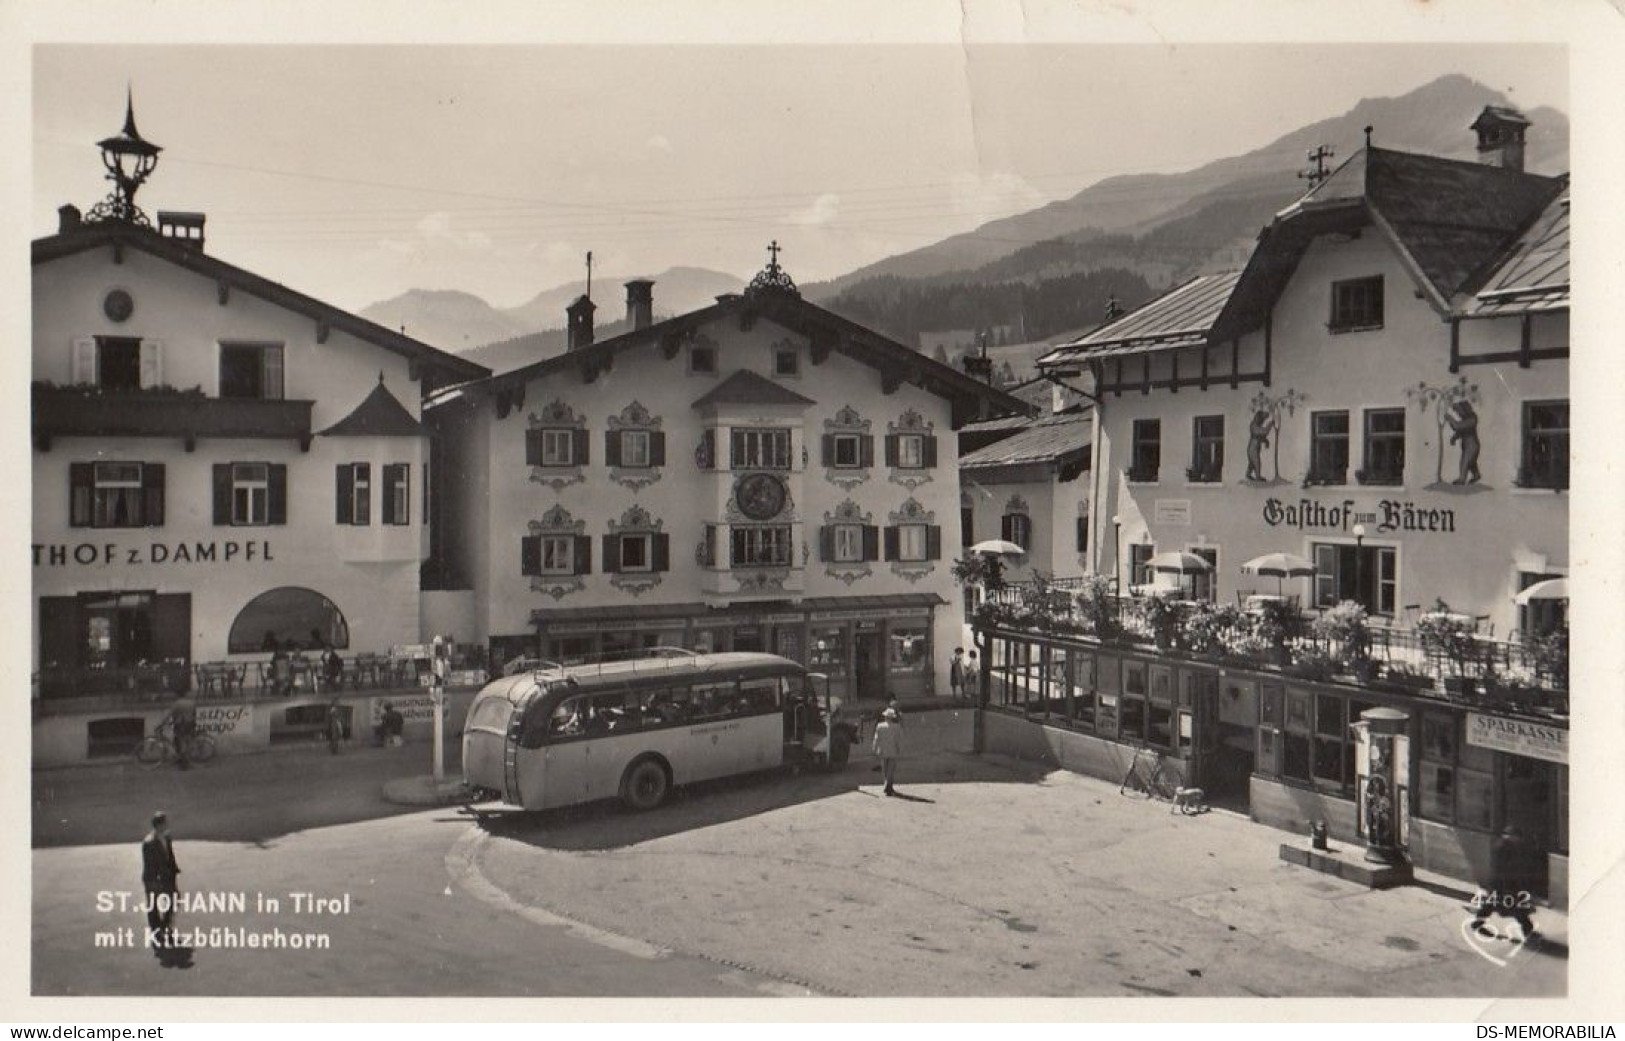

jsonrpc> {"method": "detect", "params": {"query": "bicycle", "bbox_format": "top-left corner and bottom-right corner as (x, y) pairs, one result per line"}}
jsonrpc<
(135, 723), (216, 769)
(1119, 746), (1193, 807)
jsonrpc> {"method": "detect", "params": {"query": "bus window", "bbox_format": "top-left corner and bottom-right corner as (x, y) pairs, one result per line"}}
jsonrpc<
(588, 691), (642, 734)
(738, 680), (781, 714)
(689, 682), (738, 721)
(548, 696), (587, 739)
(640, 686), (688, 725)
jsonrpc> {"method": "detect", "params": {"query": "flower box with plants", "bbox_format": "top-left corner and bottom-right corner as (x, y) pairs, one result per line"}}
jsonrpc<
(1301, 464), (1347, 488)
(1311, 600), (1376, 683)
(1354, 466), (1403, 487)
(1415, 599), (1484, 699)
(1185, 463), (1222, 484)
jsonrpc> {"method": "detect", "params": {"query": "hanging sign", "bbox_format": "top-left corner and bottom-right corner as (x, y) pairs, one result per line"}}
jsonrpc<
(1465, 712), (1568, 764)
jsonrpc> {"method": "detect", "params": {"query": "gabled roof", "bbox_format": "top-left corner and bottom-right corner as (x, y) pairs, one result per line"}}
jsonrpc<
(1209, 145), (1564, 342)
(1459, 187), (1569, 318)
(318, 378), (425, 437)
(33, 221), (489, 385)
(1037, 272), (1241, 368)
(441, 288), (1030, 427)
(692, 369), (816, 409)
(959, 411), (1092, 471)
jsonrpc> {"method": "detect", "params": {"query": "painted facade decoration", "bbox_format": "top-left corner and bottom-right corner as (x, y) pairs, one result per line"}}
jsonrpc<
(1245, 388), (1306, 485)
(605, 399), (665, 491)
(822, 405), (874, 491)
(1408, 378), (1484, 489)
(527, 400), (588, 491)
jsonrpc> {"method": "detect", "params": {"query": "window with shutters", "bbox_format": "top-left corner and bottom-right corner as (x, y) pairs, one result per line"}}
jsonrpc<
(832, 434), (860, 468)
(522, 529), (592, 578)
(620, 430), (651, 468)
(382, 464), (410, 525)
(896, 523), (929, 562)
(538, 536), (573, 575)
(336, 463), (371, 525)
(232, 463), (269, 525)
(618, 534), (653, 572)
(219, 343), (285, 400)
(730, 525), (792, 567)
(1001, 512), (1031, 552)
(897, 433), (925, 469)
(731, 428), (791, 470)
(71, 461), (163, 528)
(95, 337), (142, 390)
(538, 429), (574, 467)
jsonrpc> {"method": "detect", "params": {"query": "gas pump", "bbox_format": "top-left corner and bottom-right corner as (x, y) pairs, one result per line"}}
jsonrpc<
(1353, 706), (1411, 865)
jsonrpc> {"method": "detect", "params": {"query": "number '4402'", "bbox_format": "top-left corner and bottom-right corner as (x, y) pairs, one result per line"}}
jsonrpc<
(1469, 889), (1532, 910)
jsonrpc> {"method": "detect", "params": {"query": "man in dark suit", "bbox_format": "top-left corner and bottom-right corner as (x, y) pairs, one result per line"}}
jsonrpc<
(141, 811), (180, 950)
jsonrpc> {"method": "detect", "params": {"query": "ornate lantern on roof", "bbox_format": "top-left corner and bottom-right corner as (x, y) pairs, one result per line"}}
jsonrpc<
(86, 89), (163, 226)
(744, 240), (800, 299)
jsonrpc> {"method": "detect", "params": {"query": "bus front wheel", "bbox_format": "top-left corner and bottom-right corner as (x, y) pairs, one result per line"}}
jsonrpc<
(621, 758), (670, 812)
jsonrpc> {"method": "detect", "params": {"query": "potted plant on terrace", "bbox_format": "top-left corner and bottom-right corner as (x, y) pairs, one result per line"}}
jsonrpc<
(1074, 573), (1121, 643)
(1524, 622), (1569, 693)
(1142, 595), (1182, 651)
(1312, 600), (1375, 684)
(1254, 598), (1297, 667)
(1416, 599), (1481, 700)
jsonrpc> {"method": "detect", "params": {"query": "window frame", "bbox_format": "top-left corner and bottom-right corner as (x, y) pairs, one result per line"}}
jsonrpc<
(1521, 399), (1569, 490)
(231, 462), (270, 526)
(618, 533), (653, 573)
(730, 428), (792, 471)
(1190, 415), (1224, 482)
(218, 342), (286, 401)
(539, 535), (575, 576)
(773, 347), (799, 377)
(1308, 409), (1351, 484)
(91, 461), (147, 528)
(1130, 419), (1161, 482)
(688, 344), (718, 374)
(831, 433), (861, 469)
(832, 523), (864, 563)
(620, 429), (652, 469)
(896, 433), (926, 470)
(382, 463), (411, 526)
(1361, 408), (1406, 485)
(539, 428), (575, 467)
(896, 522), (929, 563)
(1329, 275), (1384, 332)
(730, 524), (793, 568)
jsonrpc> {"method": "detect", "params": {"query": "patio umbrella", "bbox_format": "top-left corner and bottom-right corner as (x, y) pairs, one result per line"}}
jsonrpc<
(1240, 551), (1317, 597)
(969, 539), (1027, 556)
(1148, 551), (1214, 574)
(1513, 577), (1568, 606)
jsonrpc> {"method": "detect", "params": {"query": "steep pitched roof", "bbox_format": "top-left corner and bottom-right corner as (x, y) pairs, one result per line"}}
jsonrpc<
(1458, 186), (1569, 317)
(692, 369), (816, 408)
(959, 412), (1092, 471)
(33, 221), (489, 385)
(317, 378), (425, 437)
(1037, 272), (1241, 367)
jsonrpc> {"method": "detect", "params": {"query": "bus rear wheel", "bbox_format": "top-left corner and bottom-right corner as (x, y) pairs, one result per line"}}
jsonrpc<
(621, 758), (669, 812)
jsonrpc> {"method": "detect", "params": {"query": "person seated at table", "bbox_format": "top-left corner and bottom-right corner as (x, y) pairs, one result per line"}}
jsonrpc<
(269, 647), (293, 696)
(374, 701), (405, 746)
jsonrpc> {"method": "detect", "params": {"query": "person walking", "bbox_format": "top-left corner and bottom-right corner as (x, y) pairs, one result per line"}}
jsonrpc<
(949, 648), (966, 701)
(965, 649), (981, 705)
(141, 811), (180, 950)
(325, 696), (346, 755)
(872, 707), (903, 796)
(1472, 825), (1538, 940)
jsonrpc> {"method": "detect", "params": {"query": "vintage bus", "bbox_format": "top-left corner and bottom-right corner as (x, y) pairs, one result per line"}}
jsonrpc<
(462, 651), (855, 812)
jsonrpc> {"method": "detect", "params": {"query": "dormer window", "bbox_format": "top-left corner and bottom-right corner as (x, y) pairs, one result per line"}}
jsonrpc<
(1329, 276), (1384, 332)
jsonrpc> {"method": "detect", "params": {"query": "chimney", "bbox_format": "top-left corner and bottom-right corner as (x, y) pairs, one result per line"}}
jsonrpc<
(57, 204), (82, 233)
(1471, 105), (1529, 173)
(962, 331), (994, 383)
(566, 294), (597, 351)
(624, 279), (655, 331)
(157, 211), (207, 251)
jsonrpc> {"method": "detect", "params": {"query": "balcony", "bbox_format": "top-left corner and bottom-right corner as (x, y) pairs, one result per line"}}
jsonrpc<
(699, 564), (806, 600)
(32, 384), (314, 451)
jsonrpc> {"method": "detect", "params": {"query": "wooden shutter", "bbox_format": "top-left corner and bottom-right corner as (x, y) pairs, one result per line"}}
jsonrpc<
(335, 464), (354, 524)
(922, 435), (938, 468)
(601, 535), (620, 573)
(71, 337), (98, 385)
(1001, 514), (1014, 542)
(572, 429), (590, 466)
(925, 525), (942, 561)
(521, 535), (541, 576)
(524, 429), (542, 466)
(818, 525), (835, 562)
(141, 464), (165, 527)
(573, 535), (593, 575)
(821, 434), (835, 466)
(380, 466), (396, 525)
(649, 431), (666, 466)
(268, 464), (288, 525)
(862, 525), (880, 562)
(860, 435), (875, 468)
(883, 526), (899, 562)
(884, 435), (899, 467)
(67, 463), (93, 528)
(138, 339), (164, 389)
(213, 464), (233, 525)
(652, 533), (671, 572)
(605, 430), (623, 467)
(151, 593), (192, 661)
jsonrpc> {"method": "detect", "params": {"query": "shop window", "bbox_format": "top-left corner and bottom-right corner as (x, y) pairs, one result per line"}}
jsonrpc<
(227, 587), (349, 653)
(382, 464), (410, 526)
(546, 636), (595, 666)
(1519, 400), (1568, 490)
(1147, 664), (1174, 749)
(1359, 409), (1405, 485)
(1001, 513), (1031, 551)
(335, 463), (371, 525)
(730, 525), (792, 567)
(219, 342), (285, 400)
(87, 717), (146, 759)
(1129, 420), (1160, 482)
(1417, 709), (1495, 830)
(888, 626), (927, 672)
(1308, 411), (1350, 485)
(730, 428), (792, 470)
(1312, 693), (1348, 793)
(1190, 415), (1224, 482)
(1119, 662), (1147, 743)
(70, 461), (164, 529)
(810, 625), (846, 670)
(1329, 275), (1383, 331)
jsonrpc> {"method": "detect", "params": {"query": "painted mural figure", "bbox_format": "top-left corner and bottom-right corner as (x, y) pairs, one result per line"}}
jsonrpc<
(1445, 400), (1482, 485)
(1245, 409), (1275, 481)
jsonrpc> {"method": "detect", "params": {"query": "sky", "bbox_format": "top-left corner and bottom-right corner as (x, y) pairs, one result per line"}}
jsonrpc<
(32, 43), (1567, 313)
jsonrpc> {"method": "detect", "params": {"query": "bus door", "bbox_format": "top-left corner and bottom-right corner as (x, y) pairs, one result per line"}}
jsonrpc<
(539, 693), (592, 808)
